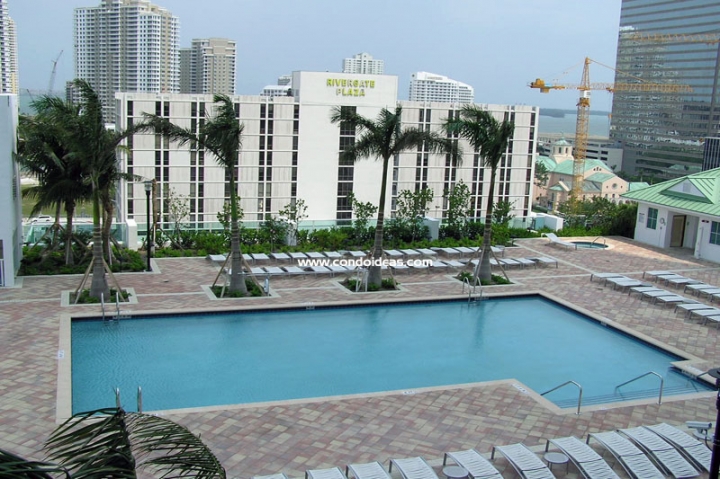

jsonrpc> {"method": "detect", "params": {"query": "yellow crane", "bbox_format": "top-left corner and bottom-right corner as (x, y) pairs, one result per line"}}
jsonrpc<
(530, 57), (692, 200)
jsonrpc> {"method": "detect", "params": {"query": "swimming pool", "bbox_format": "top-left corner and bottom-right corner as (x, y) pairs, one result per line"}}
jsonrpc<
(572, 241), (609, 249)
(70, 296), (711, 413)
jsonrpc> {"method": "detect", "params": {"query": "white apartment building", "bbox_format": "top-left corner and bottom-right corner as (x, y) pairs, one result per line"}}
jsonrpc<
(0, 94), (20, 287)
(342, 53), (384, 75)
(409, 72), (474, 104)
(0, 1), (17, 94)
(180, 38), (236, 95)
(74, 0), (180, 120)
(116, 72), (537, 230)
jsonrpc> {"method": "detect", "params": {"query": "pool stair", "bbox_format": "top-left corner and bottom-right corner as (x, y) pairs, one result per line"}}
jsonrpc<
(112, 386), (144, 412)
(461, 277), (482, 303)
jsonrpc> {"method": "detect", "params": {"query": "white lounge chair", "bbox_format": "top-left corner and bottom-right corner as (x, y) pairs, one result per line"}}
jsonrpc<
(687, 308), (720, 321)
(490, 443), (555, 479)
(306, 252), (326, 259)
(542, 232), (577, 249)
(643, 270), (673, 280)
(400, 249), (421, 257)
(499, 258), (522, 268)
(206, 253), (227, 264)
(590, 272), (626, 284)
(491, 245), (505, 257)
(289, 252), (307, 259)
(283, 266), (305, 275)
(454, 246), (475, 255)
(325, 251), (343, 259)
(664, 277), (702, 288)
(389, 457), (438, 479)
(270, 252), (290, 261)
(629, 286), (663, 297)
(416, 248), (437, 257)
(683, 283), (713, 294)
(587, 431), (665, 479)
(384, 249), (403, 258)
(346, 250), (366, 258)
(640, 290), (678, 301)
(644, 423), (711, 472)
(443, 449), (502, 479)
(530, 256), (558, 268)
(306, 265), (332, 275)
(251, 253), (270, 262)
(443, 260), (465, 268)
(674, 303), (716, 317)
(653, 294), (693, 306)
(546, 436), (620, 479)
(606, 277), (644, 290)
(306, 467), (347, 479)
(619, 426), (699, 478)
(346, 462), (391, 479)
(263, 266), (284, 275)
(511, 257), (535, 268)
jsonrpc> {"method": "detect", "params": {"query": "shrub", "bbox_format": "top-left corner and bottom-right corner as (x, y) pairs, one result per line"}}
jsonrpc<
(211, 279), (263, 298)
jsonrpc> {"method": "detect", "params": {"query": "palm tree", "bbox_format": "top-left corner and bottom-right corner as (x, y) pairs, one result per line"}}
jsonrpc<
(0, 407), (226, 478)
(143, 94), (248, 294)
(444, 105), (514, 283)
(17, 101), (92, 266)
(36, 80), (145, 300)
(330, 105), (451, 288)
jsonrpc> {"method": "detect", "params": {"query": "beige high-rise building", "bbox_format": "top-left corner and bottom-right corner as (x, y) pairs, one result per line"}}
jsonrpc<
(180, 38), (236, 95)
(74, 0), (180, 121)
(0, 0), (17, 94)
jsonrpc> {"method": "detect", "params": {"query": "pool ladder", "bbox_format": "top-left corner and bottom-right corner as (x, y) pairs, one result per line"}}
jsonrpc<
(590, 236), (607, 247)
(615, 371), (664, 404)
(541, 380), (583, 415)
(113, 386), (143, 413)
(462, 277), (482, 303)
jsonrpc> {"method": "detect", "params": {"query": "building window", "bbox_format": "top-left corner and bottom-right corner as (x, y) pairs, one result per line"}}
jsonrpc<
(646, 208), (658, 230)
(711, 222), (720, 245)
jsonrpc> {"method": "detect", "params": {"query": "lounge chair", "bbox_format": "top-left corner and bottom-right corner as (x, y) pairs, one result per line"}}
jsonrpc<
(270, 252), (291, 261)
(253, 473), (289, 479)
(416, 248), (437, 257)
(687, 308), (720, 321)
(499, 258), (522, 268)
(683, 283), (714, 294)
(590, 272), (625, 283)
(674, 303), (715, 317)
(400, 249), (421, 257)
(251, 253), (270, 262)
(306, 252), (326, 259)
(619, 426), (699, 478)
(454, 246), (475, 255)
(587, 431), (665, 479)
(490, 443), (555, 479)
(443, 449), (502, 479)
(546, 436), (620, 479)
(263, 266), (284, 275)
(653, 294), (693, 306)
(346, 250), (366, 258)
(206, 253), (227, 264)
(700, 289), (720, 300)
(306, 467), (347, 479)
(542, 232), (577, 249)
(306, 265), (332, 275)
(515, 258), (537, 268)
(388, 457), (439, 479)
(443, 260), (465, 268)
(346, 462), (391, 479)
(629, 286), (663, 297)
(283, 265), (305, 275)
(530, 256), (558, 268)
(606, 277), (644, 291)
(384, 249), (403, 258)
(643, 270), (673, 279)
(640, 290), (678, 301)
(664, 277), (702, 288)
(491, 245), (505, 257)
(433, 247), (461, 256)
(645, 423), (711, 472)
(289, 252), (308, 259)
(325, 251), (343, 259)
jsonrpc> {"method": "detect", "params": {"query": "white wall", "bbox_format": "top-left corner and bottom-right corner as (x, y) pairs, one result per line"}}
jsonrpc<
(0, 95), (19, 286)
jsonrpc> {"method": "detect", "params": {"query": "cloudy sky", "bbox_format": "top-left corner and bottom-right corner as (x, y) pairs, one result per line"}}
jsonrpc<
(12, 0), (622, 109)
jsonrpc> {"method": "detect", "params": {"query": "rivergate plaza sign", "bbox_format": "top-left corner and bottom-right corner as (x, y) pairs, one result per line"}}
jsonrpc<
(326, 78), (376, 97)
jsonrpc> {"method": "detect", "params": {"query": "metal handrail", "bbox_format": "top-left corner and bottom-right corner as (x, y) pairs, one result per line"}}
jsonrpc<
(462, 277), (475, 302)
(541, 380), (584, 415)
(115, 294), (120, 319)
(114, 387), (121, 408)
(101, 293), (106, 321)
(137, 386), (143, 413)
(615, 371), (664, 404)
(591, 236), (607, 246)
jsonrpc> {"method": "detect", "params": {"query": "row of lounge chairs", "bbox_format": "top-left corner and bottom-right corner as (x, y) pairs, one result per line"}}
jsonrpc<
(593, 273), (704, 307)
(253, 423), (709, 479)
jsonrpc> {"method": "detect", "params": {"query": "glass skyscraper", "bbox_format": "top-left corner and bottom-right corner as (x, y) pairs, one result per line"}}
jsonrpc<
(611, 0), (720, 179)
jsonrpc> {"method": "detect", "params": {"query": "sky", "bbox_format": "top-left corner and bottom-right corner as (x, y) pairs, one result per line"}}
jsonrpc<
(11, 0), (622, 110)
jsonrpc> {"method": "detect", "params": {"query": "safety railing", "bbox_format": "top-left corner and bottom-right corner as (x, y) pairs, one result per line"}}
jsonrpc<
(615, 371), (664, 404)
(541, 380), (583, 415)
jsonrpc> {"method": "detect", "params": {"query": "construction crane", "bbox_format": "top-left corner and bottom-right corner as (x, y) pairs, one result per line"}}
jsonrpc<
(47, 50), (63, 95)
(530, 57), (692, 201)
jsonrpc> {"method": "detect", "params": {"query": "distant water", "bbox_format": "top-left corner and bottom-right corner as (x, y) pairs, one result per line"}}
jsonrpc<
(538, 113), (611, 137)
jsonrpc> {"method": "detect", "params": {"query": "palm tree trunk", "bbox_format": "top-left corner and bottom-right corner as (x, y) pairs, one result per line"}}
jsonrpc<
(227, 174), (247, 294)
(476, 166), (497, 283)
(51, 203), (62, 251)
(89, 189), (110, 300)
(65, 201), (75, 265)
(368, 155), (391, 287)
(102, 200), (115, 266)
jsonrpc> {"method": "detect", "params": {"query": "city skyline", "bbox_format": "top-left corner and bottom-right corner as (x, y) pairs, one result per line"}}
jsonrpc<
(12, 0), (621, 109)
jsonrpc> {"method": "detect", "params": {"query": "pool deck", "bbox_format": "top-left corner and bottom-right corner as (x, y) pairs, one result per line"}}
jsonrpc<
(2, 236), (720, 478)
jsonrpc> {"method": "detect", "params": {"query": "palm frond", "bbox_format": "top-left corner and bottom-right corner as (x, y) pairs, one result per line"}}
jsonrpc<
(0, 448), (69, 479)
(45, 408), (226, 479)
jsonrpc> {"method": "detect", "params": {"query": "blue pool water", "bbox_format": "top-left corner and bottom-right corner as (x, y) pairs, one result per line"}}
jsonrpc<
(572, 241), (609, 249)
(71, 296), (711, 413)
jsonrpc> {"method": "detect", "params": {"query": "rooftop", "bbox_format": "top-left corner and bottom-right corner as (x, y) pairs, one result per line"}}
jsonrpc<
(2, 238), (718, 478)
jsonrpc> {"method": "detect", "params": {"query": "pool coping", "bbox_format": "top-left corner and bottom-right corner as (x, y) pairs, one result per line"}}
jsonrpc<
(56, 290), (716, 422)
